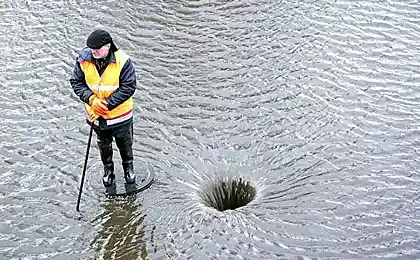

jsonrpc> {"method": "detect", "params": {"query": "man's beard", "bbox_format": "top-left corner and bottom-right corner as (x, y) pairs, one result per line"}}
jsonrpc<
(92, 53), (103, 59)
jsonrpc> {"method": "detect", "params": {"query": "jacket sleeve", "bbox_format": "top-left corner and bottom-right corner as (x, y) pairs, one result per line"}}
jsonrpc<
(69, 60), (94, 104)
(106, 58), (136, 110)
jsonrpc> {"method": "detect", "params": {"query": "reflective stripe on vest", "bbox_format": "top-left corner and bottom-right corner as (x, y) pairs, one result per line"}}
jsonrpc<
(80, 50), (133, 125)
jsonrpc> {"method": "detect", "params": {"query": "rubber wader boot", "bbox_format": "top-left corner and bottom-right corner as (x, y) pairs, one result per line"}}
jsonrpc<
(120, 145), (136, 184)
(100, 145), (115, 187)
(123, 161), (136, 184)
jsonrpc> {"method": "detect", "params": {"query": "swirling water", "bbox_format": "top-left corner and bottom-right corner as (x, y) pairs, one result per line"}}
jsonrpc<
(1, 0), (420, 259)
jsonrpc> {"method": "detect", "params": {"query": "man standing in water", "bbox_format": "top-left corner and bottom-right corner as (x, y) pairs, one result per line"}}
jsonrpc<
(70, 29), (137, 187)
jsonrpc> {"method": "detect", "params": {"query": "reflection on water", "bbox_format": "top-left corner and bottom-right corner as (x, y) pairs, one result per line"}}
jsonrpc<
(91, 198), (148, 260)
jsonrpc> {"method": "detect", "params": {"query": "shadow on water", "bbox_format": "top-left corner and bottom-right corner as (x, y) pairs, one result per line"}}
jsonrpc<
(91, 197), (148, 260)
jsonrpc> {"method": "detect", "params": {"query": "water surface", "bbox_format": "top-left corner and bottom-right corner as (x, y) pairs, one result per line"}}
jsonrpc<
(1, 0), (420, 259)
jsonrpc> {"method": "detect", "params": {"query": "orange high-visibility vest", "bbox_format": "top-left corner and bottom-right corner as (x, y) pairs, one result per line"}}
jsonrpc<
(80, 50), (133, 126)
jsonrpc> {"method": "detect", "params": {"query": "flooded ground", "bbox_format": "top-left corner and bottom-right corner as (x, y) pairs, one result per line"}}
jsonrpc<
(1, 0), (420, 259)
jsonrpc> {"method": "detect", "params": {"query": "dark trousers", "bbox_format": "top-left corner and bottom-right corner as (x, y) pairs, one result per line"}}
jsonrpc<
(94, 120), (133, 172)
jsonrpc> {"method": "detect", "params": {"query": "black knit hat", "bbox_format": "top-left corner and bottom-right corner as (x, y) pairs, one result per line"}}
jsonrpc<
(86, 29), (113, 49)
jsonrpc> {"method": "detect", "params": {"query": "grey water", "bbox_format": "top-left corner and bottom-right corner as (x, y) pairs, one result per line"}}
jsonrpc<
(1, 0), (420, 259)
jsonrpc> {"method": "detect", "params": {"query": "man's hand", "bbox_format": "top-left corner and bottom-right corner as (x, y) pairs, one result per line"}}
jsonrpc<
(89, 113), (100, 123)
(89, 95), (109, 116)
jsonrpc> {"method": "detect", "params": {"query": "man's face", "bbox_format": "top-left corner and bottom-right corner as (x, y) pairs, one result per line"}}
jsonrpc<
(91, 43), (111, 59)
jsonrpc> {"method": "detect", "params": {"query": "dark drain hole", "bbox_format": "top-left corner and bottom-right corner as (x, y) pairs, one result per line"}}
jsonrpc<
(198, 176), (256, 211)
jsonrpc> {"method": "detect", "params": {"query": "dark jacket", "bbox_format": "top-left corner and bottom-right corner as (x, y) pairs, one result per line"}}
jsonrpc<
(69, 48), (136, 129)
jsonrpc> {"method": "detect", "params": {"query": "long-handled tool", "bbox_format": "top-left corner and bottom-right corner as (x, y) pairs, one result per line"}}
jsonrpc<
(76, 121), (95, 212)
